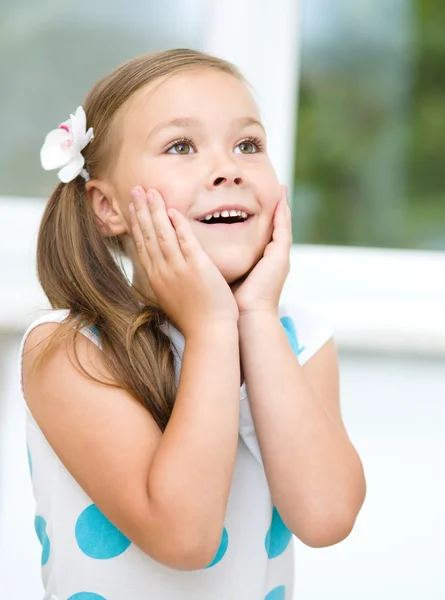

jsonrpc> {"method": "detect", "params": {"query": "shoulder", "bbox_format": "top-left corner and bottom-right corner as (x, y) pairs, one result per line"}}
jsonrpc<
(22, 310), (110, 396)
(278, 303), (335, 366)
(22, 309), (71, 373)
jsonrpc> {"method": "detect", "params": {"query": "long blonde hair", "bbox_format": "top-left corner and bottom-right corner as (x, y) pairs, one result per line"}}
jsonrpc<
(32, 49), (245, 431)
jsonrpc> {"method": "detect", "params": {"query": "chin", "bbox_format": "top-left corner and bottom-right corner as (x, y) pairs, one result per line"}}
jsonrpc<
(216, 260), (255, 285)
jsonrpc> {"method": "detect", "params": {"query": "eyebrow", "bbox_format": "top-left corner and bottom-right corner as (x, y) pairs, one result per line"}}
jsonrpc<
(147, 116), (265, 140)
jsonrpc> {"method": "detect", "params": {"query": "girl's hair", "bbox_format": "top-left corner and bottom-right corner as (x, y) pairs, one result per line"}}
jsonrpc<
(32, 49), (245, 431)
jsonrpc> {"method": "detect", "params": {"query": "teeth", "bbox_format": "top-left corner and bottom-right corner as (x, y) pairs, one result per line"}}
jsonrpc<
(200, 209), (250, 222)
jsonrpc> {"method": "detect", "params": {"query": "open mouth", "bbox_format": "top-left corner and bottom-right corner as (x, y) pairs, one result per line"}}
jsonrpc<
(197, 210), (252, 225)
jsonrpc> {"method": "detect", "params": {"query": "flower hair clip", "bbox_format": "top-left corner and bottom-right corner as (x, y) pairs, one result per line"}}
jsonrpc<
(40, 106), (94, 183)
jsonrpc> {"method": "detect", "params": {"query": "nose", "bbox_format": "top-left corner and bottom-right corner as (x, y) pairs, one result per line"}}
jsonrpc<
(213, 175), (243, 187)
(207, 153), (244, 189)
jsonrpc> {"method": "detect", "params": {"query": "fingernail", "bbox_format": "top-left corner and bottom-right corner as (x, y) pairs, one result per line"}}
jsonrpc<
(131, 187), (141, 199)
(147, 192), (154, 202)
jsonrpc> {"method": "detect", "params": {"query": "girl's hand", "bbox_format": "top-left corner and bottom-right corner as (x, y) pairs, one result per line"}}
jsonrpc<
(129, 187), (239, 338)
(233, 185), (292, 317)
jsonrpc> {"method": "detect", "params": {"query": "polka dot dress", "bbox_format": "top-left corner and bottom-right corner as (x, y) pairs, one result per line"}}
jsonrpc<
(19, 305), (333, 600)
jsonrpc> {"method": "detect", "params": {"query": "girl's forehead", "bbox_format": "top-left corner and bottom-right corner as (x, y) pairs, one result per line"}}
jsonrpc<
(124, 69), (258, 123)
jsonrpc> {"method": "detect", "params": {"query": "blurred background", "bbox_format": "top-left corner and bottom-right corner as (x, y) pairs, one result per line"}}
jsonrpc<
(1, 0), (444, 598)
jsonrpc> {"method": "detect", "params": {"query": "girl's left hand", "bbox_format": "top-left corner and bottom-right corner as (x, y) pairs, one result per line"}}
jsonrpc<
(233, 185), (292, 317)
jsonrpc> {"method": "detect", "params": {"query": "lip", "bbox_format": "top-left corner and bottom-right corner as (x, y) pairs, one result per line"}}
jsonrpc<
(194, 204), (254, 221)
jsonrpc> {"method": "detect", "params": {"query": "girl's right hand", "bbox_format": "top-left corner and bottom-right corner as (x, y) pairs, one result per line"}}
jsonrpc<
(129, 187), (239, 338)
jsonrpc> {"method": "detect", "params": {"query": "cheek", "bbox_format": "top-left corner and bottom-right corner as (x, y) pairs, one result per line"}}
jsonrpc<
(258, 158), (280, 191)
(260, 194), (279, 232)
(255, 172), (281, 215)
(155, 180), (195, 213)
(112, 153), (189, 205)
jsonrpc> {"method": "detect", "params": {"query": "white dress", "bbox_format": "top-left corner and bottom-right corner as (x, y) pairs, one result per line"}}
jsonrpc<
(19, 304), (333, 600)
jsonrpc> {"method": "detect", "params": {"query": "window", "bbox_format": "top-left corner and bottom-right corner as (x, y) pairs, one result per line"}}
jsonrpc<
(293, 0), (445, 250)
(0, 0), (207, 198)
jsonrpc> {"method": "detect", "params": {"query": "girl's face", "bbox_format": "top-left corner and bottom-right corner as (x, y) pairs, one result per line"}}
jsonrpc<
(111, 68), (281, 284)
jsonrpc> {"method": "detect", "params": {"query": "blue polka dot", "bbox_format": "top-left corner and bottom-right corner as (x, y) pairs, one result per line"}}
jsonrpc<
(34, 516), (50, 566)
(265, 507), (292, 559)
(265, 585), (286, 600)
(280, 316), (305, 357)
(67, 594), (108, 600)
(27, 445), (33, 477)
(75, 504), (131, 559)
(79, 319), (99, 338)
(89, 325), (99, 338)
(205, 527), (229, 568)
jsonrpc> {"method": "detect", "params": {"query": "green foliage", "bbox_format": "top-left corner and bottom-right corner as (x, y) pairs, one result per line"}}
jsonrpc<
(294, 0), (445, 249)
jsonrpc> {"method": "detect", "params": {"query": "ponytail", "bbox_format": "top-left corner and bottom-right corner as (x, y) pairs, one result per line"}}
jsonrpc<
(33, 178), (177, 431)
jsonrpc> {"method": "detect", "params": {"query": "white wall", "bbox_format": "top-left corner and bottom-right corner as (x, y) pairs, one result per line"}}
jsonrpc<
(294, 350), (445, 599)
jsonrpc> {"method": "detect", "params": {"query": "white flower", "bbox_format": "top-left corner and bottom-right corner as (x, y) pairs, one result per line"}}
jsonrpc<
(40, 106), (94, 183)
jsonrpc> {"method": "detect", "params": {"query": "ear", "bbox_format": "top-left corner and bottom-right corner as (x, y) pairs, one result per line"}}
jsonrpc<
(85, 180), (128, 237)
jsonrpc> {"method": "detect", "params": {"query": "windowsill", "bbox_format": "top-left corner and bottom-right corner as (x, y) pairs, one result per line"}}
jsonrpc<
(283, 245), (445, 356)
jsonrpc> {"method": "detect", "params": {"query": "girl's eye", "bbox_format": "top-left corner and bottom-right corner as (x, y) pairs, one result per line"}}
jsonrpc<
(166, 139), (196, 155)
(166, 136), (264, 155)
(234, 137), (264, 154)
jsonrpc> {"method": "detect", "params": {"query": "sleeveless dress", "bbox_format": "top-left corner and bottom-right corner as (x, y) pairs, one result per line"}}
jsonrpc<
(19, 304), (333, 600)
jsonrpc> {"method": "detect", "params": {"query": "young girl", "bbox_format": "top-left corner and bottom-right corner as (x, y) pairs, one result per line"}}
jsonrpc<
(21, 49), (365, 600)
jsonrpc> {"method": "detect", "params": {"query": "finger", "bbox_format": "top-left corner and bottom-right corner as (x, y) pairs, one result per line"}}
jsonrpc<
(273, 188), (292, 245)
(279, 184), (291, 216)
(129, 196), (153, 273)
(282, 184), (290, 206)
(283, 186), (293, 241)
(147, 189), (185, 263)
(167, 208), (204, 261)
(131, 187), (164, 265)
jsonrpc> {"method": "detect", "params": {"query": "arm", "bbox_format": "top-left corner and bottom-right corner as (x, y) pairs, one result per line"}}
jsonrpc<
(238, 311), (366, 548)
(24, 320), (240, 570)
(148, 322), (240, 562)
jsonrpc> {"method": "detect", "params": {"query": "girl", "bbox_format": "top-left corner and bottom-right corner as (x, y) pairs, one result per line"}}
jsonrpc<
(21, 49), (366, 600)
